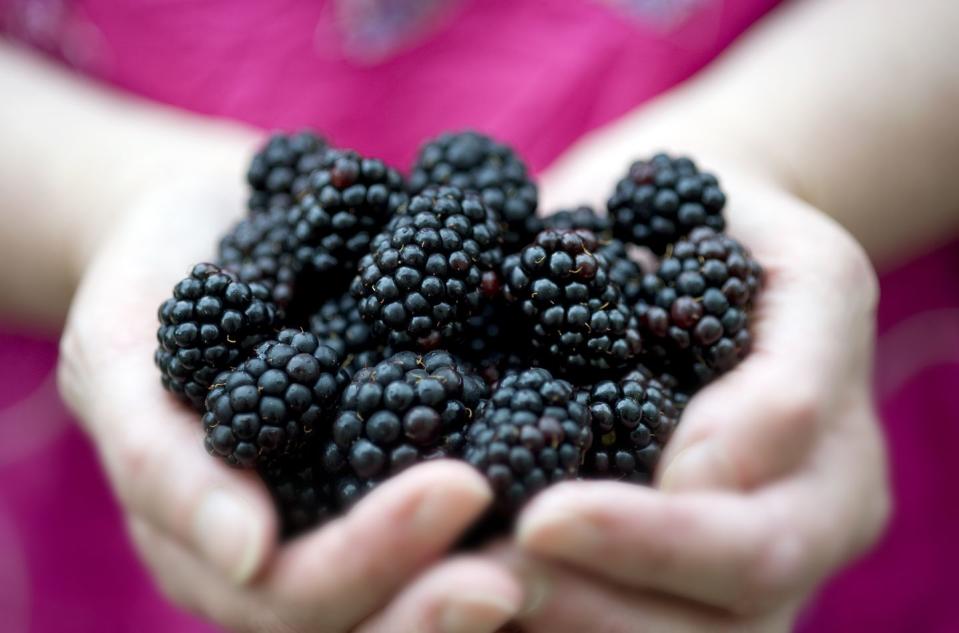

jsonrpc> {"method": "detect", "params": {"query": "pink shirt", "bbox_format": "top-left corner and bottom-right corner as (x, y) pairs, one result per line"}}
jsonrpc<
(1, 1), (956, 630)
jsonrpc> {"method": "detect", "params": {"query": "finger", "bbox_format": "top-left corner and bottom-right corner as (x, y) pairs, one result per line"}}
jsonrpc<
(519, 439), (886, 617)
(500, 554), (796, 633)
(517, 481), (802, 612)
(127, 517), (262, 631)
(357, 556), (523, 633)
(263, 461), (492, 631)
(62, 328), (278, 584)
(659, 191), (878, 491)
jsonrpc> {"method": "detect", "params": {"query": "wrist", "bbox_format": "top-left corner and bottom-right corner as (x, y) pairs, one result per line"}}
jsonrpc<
(66, 118), (260, 288)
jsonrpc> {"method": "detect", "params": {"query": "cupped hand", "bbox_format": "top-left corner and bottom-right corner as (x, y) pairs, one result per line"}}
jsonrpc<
(503, 146), (891, 632)
(57, 177), (523, 633)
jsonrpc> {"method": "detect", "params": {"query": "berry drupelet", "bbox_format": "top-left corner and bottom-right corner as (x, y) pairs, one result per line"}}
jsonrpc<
(582, 366), (682, 483)
(351, 187), (503, 349)
(321, 351), (487, 491)
(544, 208), (643, 303)
(598, 238), (644, 305)
(608, 153), (726, 255)
(635, 227), (762, 384)
(217, 206), (299, 310)
(155, 263), (278, 410)
(202, 329), (349, 468)
(502, 229), (641, 373)
(288, 148), (408, 277)
(310, 293), (382, 369)
(247, 130), (328, 211)
(464, 368), (592, 516)
(408, 131), (540, 251)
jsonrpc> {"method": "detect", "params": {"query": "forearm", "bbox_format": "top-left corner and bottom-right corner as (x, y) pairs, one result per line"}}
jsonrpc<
(546, 0), (959, 264)
(0, 41), (258, 326)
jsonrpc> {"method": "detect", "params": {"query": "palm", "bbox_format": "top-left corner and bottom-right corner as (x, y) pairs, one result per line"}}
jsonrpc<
(58, 182), (520, 632)
(502, 157), (890, 632)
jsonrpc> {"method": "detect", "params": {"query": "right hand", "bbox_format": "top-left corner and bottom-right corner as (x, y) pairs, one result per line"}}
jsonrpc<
(57, 177), (524, 633)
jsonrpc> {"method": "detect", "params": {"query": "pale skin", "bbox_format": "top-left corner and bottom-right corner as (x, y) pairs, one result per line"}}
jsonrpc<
(1, 0), (957, 630)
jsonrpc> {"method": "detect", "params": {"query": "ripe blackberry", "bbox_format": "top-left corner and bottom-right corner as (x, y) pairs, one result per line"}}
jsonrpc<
(321, 351), (488, 489)
(408, 131), (540, 251)
(260, 456), (334, 537)
(453, 299), (530, 385)
(202, 330), (349, 468)
(608, 153), (726, 254)
(502, 229), (641, 373)
(543, 206), (611, 238)
(582, 366), (682, 483)
(217, 206), (298, 310)
(351, 187), (503, 349)
(635, 227), (762, 383)
(308, 293), (373, 360)
(308, 293), (392, 374)
(464, 368), (592, 515)
(289, 148), (408, 276)
(247, 131), (328, 211)
(599, 239), (644, 305)
(155, 263), (278, 410)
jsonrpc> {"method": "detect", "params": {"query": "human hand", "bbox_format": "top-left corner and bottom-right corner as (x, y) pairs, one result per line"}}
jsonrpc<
(57, 177), (523, 633)
(501, 145), (890, 632)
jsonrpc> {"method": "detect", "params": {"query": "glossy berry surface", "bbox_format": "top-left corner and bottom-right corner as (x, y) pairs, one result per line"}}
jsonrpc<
(155, 263), (277, 410)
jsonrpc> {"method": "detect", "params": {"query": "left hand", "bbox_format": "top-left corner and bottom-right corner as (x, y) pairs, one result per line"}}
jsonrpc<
(495, 146), (891, 632)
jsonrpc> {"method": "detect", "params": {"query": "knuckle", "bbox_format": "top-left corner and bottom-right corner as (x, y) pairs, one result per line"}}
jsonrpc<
(637, 503), (698, 576)
(855, 442), (893, 555)
(733, 517), (803, 615)
(768, 382), (819, 436)
(242, 610), (303, 633)
(56, 328), (88, 418)
(829, 230), (879, 311)
(113, 428), (161, 506)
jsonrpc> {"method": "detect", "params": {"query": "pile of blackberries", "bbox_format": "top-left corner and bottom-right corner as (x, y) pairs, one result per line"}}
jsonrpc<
(154, 131), (762, 536)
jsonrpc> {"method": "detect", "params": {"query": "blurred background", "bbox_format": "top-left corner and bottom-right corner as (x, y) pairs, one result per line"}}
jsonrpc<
(1, 0), (957, 631)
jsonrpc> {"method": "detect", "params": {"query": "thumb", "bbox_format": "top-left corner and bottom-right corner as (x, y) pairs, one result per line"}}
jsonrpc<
(658, 194), (877, 492)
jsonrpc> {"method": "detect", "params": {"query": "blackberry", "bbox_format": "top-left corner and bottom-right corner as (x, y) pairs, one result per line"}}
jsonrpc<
(635, 227), (762, 383)
(321, 351), (487, 490)
(308, 294), (373, 361)
(608, 153), (726, 254)
(155, 263), (278, 410)
(464, 368), (592, 516)
(351, 187), (503, 349)
(217, 206), (298, 310)
(202, 329), (349, 468)
(542, 208), (643, 304)
(308, 293), (392, 374)
(260, 456), (334, 537)
(502, 229), (641, 373)
(599, 239), (644, 305)
(289, 148), (408, 277)
(454, 299), (530, 385)
(582, 366), (682, 483)
(408, 131), (540, 251)
(247, 131), (328, 211)
(543, 206), (611, 238)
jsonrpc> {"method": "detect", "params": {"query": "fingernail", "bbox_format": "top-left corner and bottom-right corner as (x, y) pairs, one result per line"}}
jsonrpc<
(412, 472), (491, 533)
(193, 490), (263, 584)
(516, 503), (597, 553)
(659, 442), (736, 492)
(439, 592), (519, 633)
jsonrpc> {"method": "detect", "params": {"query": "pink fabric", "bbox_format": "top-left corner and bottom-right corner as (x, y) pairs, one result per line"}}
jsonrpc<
(1, 0), (957, 630)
